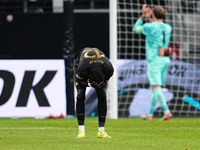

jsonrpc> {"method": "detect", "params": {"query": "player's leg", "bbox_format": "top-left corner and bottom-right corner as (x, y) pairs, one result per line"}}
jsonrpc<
(95, 88), (111, 138)
(76, 87), (86, 138)
(153, 87), (172, 120)
(149, 88), (158, 115)
(141, 87), (157, 120)
(147, 57), (171, 120)
(141, 62), (160, 120)
(160, 58), (172, 120)
(141, 85), (162, 120)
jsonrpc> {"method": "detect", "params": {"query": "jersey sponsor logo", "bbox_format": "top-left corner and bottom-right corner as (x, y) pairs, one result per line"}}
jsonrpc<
(89, 59), (104, 64)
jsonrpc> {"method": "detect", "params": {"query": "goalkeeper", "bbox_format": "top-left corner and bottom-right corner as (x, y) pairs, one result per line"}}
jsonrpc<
(74, 47), (114, 138)
(133, 5), (172, 120)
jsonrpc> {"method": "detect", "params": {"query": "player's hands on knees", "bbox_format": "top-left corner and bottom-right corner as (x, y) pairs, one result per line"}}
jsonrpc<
(98, 81), (107, 88)
(89, 81), (98, 88)
(90, 81), (107, 89)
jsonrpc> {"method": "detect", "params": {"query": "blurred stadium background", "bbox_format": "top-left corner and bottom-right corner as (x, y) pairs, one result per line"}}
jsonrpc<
(117, 0), (200, 118)
(0, 0), (199, 119)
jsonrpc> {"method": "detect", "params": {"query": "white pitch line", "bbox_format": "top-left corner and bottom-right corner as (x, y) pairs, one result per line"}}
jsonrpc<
(0, 127), (66, 130)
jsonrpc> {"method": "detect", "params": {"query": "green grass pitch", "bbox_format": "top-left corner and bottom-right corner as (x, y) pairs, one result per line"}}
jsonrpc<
(0, 117), (200, 150)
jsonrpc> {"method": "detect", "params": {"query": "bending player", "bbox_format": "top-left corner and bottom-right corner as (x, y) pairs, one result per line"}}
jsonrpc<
(74, 47), (114, 138)
(133, 5), (172, 120)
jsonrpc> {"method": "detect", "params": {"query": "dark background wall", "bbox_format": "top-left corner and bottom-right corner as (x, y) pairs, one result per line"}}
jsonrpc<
(0, 14), (63, 59)
(0, 12), (109, 59)
(74, 12), (109, 57)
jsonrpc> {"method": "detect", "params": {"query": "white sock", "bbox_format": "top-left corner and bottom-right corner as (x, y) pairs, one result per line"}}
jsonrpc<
(164, 110), (170, 115)
(148, 113), (153, 116)
(99, 127), (105, 132)
(79, 125), (85, 132)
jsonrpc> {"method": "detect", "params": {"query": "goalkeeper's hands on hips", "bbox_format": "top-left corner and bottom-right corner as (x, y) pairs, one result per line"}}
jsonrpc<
(159, 47), (172, 57)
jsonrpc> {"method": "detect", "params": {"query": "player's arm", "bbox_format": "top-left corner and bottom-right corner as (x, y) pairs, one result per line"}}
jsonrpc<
(75, 73), (88, 88)
(163, 25), (172, 50)
(99, 63), (114, 88)
(75, 63), (91, 88)
(133, 19), (143, 34)
(104, 60), (114, 81)
(133, 4), (152, 34)
(159, 25), (172, 56)
(133, 4), (146, 34)
(104, 68), (114, 82)
(91, 61), (114, 89)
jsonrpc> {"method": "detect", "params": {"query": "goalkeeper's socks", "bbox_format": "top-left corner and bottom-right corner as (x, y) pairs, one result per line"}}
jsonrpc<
(149, 90), (158, 116)
(162, 105), (170, 112)
(149, 90), (157, 115)
(79, 125), (85, 132)
(149, 109), (154, 115)
(154, 88), (168, 108)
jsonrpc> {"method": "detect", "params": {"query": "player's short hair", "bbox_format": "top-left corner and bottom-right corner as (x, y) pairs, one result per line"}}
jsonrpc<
(153, 5), (165, 19)
(89, 67), (104, 83)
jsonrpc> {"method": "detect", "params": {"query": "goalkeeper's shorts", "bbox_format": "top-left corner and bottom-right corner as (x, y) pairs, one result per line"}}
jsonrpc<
(147, 56), (170, 86)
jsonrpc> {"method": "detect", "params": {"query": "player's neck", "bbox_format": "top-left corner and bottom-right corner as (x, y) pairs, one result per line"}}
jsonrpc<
(153, 18), (163, 22)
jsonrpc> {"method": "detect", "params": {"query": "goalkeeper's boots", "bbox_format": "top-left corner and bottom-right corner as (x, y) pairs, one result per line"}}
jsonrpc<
(97, 131), (111, 138)
(76, 130), (85, 138)
(141, 113), (153, 120)
(161, 112), (172, 121)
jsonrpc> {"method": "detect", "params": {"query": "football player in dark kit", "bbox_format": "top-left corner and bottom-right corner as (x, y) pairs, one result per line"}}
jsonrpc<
(74, 47), (114, 138)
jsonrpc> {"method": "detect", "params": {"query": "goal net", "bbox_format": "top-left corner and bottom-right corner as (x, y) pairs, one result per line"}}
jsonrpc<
(115, 0), (200, 117)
